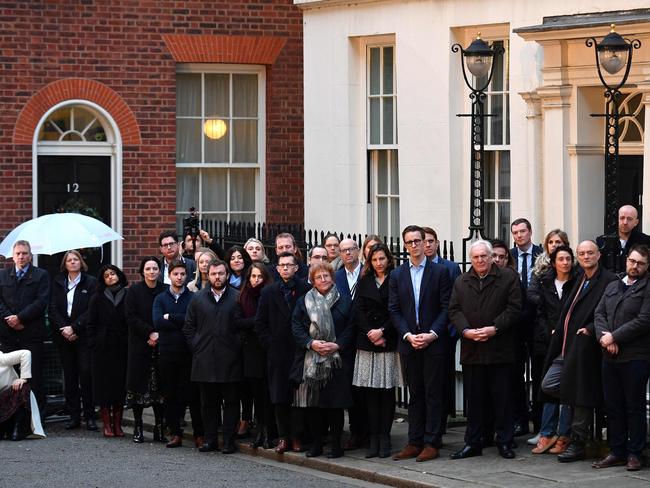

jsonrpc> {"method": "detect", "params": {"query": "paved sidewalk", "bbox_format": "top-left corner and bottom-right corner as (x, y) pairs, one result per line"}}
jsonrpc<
(125, 409), (650, 488)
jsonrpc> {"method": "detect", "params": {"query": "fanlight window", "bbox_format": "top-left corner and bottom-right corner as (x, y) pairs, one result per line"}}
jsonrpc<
(38, 106), (107, 142)
(618, 91), (645, 143)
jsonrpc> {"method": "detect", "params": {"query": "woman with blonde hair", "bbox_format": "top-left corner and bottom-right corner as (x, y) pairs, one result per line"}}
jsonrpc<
(188, 248), (217, 292)
(244, 238), (270, 264)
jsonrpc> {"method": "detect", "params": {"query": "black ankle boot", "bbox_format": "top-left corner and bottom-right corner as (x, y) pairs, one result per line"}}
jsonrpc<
(378, 435), (391, 458)
(153, 423), (168, 443)
(133, 420), (144, 443)
(365, 435), (379, 458)
(252, 426), (266, 449)
(11, 409), (27, 441)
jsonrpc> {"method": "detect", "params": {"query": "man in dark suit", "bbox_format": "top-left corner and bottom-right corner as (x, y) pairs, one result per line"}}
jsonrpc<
(158, 230), (196, 286)
(596, 205), (650, 273)
(183, 259), (242, 454)
(389, 225), (451, 462)
(0, 240), (50, 414)
(509, 218), (543, 437)
(256, 252), (311, 454)
(268, 232), (308, 282)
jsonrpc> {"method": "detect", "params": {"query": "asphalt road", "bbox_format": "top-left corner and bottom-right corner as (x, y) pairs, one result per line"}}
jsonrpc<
(2, 423), (383, 488)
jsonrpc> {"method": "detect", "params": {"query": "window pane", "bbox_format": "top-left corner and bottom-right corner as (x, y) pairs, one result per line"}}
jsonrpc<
(49, 107), (71, 133)
(369, 98), (380, 145)
(202, 170), (228, 212)
(383, 97), (394, 144)
(177, 119), (202, 163)
(230, 213), (256, 224)
(484, 151), (495, 199)
(230, 169), (256, 211)
(505, 94), (510, 145)
(498, 202), (511, 242)
(205, 74), (229, 117)
(490, 94), (503, 145)
(491, 41), (504, 91)
(177, 73), (201, 117)
(73, 107), (95, 133)
(233, 74), (258, 117)
(390, 150), (399, 194)
(377, 197), (388, 237)
(233, 120), (258, 163)
(205, 122), (229, 163)
(484, 202), (495, 240)
(499, 151), (511, 199)
(202, 213), (228, 225)
(177, 168), (199, 212)
(369, 47), (380, 95)
(377, 151), (388, 194)
(383, 47), (393, 94)
(84, 119), (107, 142)
(390, 198), (400, 238)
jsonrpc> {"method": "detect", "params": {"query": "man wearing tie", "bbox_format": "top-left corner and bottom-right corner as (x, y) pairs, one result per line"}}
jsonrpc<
(389, 225), (451, 462)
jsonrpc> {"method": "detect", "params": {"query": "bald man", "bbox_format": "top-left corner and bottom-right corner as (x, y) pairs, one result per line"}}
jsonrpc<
(596, 205), (650, 272)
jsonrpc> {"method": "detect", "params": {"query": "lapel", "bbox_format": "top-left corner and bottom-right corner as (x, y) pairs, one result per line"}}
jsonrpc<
(403, 261), (416, 307)
(272, 283), (292, 319)
(573, 267), (602, 307)
(419, 260), (433, 306)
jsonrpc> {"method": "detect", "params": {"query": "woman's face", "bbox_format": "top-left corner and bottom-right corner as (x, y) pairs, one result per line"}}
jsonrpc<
(103, 269), (119, 287)
(246, 242), (264, 262)
(65, 253), (81, 273)
(324, 237), (340, 260)
(371, 250), (388, 275)
(553, 250), (573, 275)
(198, 253), (212, 274)
(142, 260), (160, 283)
(230, 251), (245, 274)
(546, 234), (565, 255)
(492, 247), (509, 269)
(364, 239), (380, 260)
(249, 267), (264, 288)
(312, 270), (334, 295)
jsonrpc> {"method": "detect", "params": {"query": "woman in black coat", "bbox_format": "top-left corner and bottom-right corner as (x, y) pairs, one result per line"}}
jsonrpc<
(49, 250), (97, 431)
(125, 256), (167, 443)
(292, 262), (354, 459)
(86, 264), (128, 438)
(352, 243), (403, 458)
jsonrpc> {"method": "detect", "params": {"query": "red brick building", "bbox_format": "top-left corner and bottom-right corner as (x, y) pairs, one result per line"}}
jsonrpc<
(0, 1), (304, 277)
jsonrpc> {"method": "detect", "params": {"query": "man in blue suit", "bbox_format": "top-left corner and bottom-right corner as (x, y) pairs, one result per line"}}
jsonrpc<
(389, 225), (451, 462)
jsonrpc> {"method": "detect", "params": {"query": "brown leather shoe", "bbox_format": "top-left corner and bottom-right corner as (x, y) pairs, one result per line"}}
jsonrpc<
(291, 438), (303, 452)
(548, 436), (569, 454)
(416, 446), (439, 462)
(626, 454), (642, 471)
(393, 444), (423, 460)
(166, 435), (183, 448)
(194, 436), (205, 449)
(275, 438), (289, 454)
(531, 435), (557, 454)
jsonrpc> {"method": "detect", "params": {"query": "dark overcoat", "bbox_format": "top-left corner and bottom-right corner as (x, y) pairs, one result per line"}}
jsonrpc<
(291, 289), (355, 409)
(49, 273), (97, 346)
(234, 294), (266, 379)
(124, 280), (166, 393)
(544, 266), (618, 408)
(353, 272), (397, 352)
(183, 286), (242, 383)
(254, 279), (311, 404)
(449, 264), (522, 365)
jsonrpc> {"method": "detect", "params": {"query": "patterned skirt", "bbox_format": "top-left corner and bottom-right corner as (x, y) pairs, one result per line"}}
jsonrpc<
(352, 350), (404, 389)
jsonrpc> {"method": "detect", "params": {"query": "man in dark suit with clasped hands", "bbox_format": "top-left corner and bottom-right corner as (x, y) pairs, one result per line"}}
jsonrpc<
(388, 225), (451, 463)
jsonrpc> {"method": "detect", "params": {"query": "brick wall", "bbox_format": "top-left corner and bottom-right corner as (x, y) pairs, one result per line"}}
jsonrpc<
(0, 0), (304, 278)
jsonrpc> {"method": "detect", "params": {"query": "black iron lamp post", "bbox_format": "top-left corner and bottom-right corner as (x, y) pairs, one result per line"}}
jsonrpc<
(452, 34), (504, 265)
(586, 24), (641, 271)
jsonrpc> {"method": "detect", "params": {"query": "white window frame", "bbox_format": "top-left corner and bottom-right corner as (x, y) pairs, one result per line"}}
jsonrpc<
(366, 44), (397, 150)
(369, 149), (400, 239)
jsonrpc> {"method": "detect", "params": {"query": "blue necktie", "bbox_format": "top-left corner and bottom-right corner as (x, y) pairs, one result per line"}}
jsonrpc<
(16, 269), (24, 280)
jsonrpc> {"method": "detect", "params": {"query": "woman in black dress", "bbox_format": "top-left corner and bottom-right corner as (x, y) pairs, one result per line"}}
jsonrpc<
(49, 250), (97, 431)
(125, 256), (167, 443)
(86, 264), (128, 437)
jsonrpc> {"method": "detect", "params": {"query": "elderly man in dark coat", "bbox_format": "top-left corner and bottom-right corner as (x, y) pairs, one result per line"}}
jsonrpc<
(449, 239), (521, 460)
(183, 259), (242, 454)
(543, 240), (617, 462)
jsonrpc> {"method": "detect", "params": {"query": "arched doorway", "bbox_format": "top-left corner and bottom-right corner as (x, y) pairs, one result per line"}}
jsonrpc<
(33, 101), (122, 276)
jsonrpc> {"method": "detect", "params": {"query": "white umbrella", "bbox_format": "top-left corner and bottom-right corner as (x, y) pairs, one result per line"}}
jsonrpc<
(0, 213), (123, 257)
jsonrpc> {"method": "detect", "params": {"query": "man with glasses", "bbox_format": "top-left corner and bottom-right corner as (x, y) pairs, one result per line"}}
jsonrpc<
(269, 233), (308, 281)
(158, 231), (196, 286)
(308, 245), (328, 267)
(593, 245), (650, 472)
(389, 225), (451, 462)
(256, 252), (311, 454)
(334, 239), (361, 301)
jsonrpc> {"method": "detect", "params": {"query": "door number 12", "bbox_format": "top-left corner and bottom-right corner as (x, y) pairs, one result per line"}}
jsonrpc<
(67, 183), (80, 193)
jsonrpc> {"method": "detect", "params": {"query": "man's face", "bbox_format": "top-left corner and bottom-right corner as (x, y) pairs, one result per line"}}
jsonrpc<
(403, 231), (424, 260)
(423, 233), (439, 258)
(339, 239), (359, 268)
(276, 237), (296, 256)
(12, 245), (31, 269)
(169, 267), (187, 288)
(576, 241), (600, 272)
(511, 223), (532, 249)
(554, 250), (573, 275)
(492, 247), (509, 269)
(324, 237), (340, 260)
(208, 264), (228, 291)
(470, 244), (492, 275)
(618, 207), (639, 236)
(626, 250), (648, 280)
(309, 248), (328, 266)
(160, 237), (179, 260)
(277, 256), (298, 282)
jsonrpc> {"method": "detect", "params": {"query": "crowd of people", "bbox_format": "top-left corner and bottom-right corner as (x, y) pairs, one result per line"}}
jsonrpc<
(0, 206), (649, 472)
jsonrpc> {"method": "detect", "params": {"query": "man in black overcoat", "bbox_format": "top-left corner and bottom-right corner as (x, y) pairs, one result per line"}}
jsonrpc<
(183, 259), (242, 453)
(596, 205), (650, 273)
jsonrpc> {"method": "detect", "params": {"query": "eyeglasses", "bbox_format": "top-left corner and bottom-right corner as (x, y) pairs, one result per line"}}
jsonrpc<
(404, 239), (422, 247)
(340, 247), (358, 254)
(277, 263), (297, 269)
(627, 257), (648, 267)
(160, 242), (177, 248)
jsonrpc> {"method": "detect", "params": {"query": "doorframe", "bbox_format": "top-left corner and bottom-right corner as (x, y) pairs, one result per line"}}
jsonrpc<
(32, 99), (123, 267)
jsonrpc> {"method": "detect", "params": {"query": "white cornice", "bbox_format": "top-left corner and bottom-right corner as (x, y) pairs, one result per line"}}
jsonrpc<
(295, 0), (391, 10)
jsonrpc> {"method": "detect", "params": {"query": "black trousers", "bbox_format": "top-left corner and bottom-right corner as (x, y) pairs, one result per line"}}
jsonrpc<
(401, 350), (445, 447)
(249, 377), (274, 432)
(158, 355), (203, 437)
(200, 382), (239, 445)
(307, 407), (344, 446)
(274, 403), (304, 440)
(364, 387), (395, 437)
(463, 363), (514, 448)
(240, 380), (254, 422)
(348, 386), (368, 439)
(56, 339), (94, 420)
(530, 354), (545, 432)
(511, 335), (530, 429)
(1, 341), (44, 414)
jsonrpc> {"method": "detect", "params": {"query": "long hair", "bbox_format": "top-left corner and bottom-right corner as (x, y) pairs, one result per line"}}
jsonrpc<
(533, 229), (571, 277)
(225, 245), (252, 277)
(238, 262), (273, 315)
(96, 264), (128, 291)
(362, 242), (395, 277)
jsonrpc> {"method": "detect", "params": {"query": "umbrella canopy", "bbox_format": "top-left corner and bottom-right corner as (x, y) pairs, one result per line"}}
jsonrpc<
(0, 213), (123, 257)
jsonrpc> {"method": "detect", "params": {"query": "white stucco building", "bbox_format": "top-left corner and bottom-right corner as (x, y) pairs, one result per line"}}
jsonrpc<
(296, 0), (650, 254)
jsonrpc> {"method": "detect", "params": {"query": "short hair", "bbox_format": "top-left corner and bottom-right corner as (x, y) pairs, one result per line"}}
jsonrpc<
(208, 259), (228, 273)
(168, 259), (187, 274)
(277, 251), (298, 265)
(421, 227), (438, 240)
(469, 239), (493, 257)
(276, 232), (296, 246)
(549, 245), (574, 266)
(138, 256), (162, 277)
(97, 264), (128, 291)
(363, 242), (395, 277)
(401, 225), (425, 241)
(308, 261), (335, 284)
(158, 230), (178, 246)
(13, 240), (31, 254)
(59, 250), (88, 272)
(309, 245), (327, 258)
(510, 218), (532, 232)
(543, 229), (570, 253)
(629, 244), (650, 261)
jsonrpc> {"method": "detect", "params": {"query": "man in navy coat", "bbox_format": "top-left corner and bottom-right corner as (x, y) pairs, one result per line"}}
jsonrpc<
(389, 225), (451, 462)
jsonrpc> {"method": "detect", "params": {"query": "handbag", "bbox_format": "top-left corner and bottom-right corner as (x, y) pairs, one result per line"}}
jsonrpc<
(541, 356), (563, 398)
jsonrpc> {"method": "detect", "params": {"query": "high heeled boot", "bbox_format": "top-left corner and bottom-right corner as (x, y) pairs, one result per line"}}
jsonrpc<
(152, 404), (167, 443)
(11, 408), (27, 441)
(112, 405), (124, 437)
(100, 407), (114, 437)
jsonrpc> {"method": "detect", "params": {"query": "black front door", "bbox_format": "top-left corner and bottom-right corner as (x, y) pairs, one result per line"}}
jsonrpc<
(617, 155), (644, 230)
(37, 156), (111, 277)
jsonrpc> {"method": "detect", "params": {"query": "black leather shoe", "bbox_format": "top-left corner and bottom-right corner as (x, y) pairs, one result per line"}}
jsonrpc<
(132, 423), (144, 444)
(497, 444), (516, 459)
(222, 443), (236, 454)
(450, 445), (482, 460)
(306, 445), (323, 458)
(513, 423), (530, 437)
(199, 441), (219, 452)
(557, 440), (585, 463)
(85, 418), (98, 431)
(592, 453), (626, 469)
(65, 418), (81, 430)
(327, 447), (344, 459)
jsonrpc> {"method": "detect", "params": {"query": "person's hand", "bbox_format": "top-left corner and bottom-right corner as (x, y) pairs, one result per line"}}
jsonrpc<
(67, 333), (79, 342)
(576, 328), (591, 336)
(463, 328), (487, 342)
(482, 326), (497, 339)
(12, 378), (26, 391)
(6, 315), (21, 329)
(310, 340), (329, 356)
(599, 331), (614, 347)
(606, 343), (619, 355)
(147, 332), (159, 347)
(367, 328), (383, 343)
(60, 325), (75, 339)
(199, 229), (213, 244)
(163, 313), (170, 321)
(372, 337), (386, 347)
